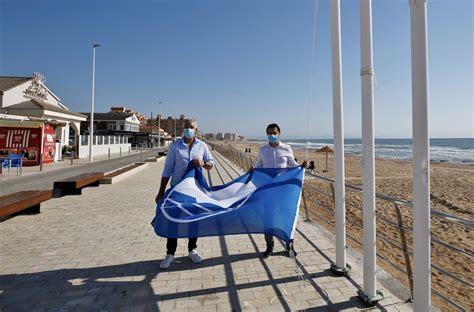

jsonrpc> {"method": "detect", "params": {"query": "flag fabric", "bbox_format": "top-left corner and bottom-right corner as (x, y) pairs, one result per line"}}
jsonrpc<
(153, 166), (305, 244)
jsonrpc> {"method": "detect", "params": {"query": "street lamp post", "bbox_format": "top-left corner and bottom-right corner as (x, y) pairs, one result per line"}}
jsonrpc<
(158, 101), (162, 149)
(89, 43), (100, 162)
(39, 117), (48, 171)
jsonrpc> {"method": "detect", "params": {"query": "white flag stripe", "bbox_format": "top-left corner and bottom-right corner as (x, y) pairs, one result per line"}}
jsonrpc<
(173, 177), (257, 208)
(166, 198), (195, 216)
(192, 203), (213, 213)
(159, 180), (256, 224)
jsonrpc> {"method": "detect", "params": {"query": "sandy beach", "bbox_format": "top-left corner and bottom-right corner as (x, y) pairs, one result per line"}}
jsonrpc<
(216, 140), (473, 310)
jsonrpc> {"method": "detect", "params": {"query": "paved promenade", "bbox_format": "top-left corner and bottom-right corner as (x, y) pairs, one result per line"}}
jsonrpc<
(0, 151), (412, 311)
(0, 149), (156, 196)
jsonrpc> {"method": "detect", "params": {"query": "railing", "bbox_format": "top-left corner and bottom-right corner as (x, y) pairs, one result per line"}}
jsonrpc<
(208, 142), (473, 312)
(79, 135), (128, 146)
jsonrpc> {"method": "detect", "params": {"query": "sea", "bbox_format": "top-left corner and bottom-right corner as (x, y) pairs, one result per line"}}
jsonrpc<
(247, 138), (474, 165)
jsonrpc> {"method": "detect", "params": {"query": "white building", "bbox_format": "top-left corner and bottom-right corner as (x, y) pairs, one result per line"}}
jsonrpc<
(0, 73), (87, 149)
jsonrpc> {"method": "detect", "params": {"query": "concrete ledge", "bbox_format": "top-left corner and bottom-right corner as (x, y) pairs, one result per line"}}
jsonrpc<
(100, 162), (148, 184)
(144, 155), (162, 162)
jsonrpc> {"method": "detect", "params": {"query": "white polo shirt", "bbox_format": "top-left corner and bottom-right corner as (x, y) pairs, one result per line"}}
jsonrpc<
(255, 142), (299, 169)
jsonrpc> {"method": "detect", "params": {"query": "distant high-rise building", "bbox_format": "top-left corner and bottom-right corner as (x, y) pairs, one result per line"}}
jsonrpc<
(204, 133), (215, 141)
(224, 133), (236, 141)
(216, 133), (224, 141)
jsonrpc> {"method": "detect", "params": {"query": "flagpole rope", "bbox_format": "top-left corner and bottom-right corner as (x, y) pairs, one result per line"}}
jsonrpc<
(299, 1), (320, 309)
(305, 0), (320, 161)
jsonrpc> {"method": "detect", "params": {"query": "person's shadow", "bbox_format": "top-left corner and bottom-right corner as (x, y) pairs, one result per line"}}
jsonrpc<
(0, 252), (265, 311)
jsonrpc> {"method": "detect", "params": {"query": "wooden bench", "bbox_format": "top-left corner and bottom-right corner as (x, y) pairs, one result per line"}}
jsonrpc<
(0, 190), (53, 218)
(54, 172), (104, 196)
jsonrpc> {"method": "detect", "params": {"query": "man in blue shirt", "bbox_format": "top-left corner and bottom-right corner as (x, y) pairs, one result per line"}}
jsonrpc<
(155, 119), (214, 269)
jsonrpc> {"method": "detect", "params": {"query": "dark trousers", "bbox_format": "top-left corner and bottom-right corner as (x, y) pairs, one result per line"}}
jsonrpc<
(264, 234), (274, 246)
(265, 235), (294, 249)
(166, 238), (198, 255)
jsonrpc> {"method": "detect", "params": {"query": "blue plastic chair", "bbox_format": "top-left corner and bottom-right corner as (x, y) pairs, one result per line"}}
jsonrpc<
(1, 157), (12, 177)
(7, 154), (23, 176)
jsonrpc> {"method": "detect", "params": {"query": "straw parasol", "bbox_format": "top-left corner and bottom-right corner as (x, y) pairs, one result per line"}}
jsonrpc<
(315, 145), (334, 172)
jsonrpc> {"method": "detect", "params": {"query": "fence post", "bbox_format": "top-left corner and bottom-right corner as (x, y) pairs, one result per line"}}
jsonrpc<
(129, 146), (131, 154)
(70, 151), (74, 166)
(140, 146), (143, 162)
(232, 150), (237, 166)
(120, 147), (122, 156)
(394, 203), (414, 301)
(330, 183), (336, 209)
(302, 189), (310, 222)
(108, 148), (111, 159)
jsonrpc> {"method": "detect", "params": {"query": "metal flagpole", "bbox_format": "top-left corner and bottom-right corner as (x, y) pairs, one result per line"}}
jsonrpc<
(330, 0), (349, 275)
(409, 0), (431, 310)
(89, 44), (100, 162)
(358, 0), (383, 305)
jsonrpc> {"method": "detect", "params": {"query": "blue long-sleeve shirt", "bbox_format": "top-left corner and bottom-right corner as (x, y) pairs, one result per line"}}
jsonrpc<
(162, 138), (214, 187)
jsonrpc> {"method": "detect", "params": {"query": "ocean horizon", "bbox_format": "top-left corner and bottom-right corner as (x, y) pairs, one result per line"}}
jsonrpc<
(246, 138), (474, 165)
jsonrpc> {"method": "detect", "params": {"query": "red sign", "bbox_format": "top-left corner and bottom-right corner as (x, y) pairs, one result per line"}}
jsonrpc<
(0, 125), (56, 166)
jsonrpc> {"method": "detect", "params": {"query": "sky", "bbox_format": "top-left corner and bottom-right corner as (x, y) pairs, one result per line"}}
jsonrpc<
(0, 0), (472, 139)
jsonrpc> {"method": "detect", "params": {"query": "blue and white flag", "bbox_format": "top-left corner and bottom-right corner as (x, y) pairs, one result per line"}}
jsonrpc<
(153, 166), (304, 244)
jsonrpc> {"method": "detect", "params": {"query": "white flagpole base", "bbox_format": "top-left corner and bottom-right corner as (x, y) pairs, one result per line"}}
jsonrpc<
(357, 289), (384, 307)
(330, 263), (351, 276)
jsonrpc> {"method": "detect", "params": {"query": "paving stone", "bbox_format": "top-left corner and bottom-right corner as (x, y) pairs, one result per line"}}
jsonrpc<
(64, 295), (97, 306)
(0, 154), (412, 312)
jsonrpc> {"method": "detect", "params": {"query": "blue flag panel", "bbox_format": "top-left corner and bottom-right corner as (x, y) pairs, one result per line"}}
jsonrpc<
(153, 166), (304, 244)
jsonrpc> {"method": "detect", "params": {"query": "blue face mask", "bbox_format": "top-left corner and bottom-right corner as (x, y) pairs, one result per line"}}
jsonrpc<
(267, 134), (279, 144)
(183, 128), (195, 138)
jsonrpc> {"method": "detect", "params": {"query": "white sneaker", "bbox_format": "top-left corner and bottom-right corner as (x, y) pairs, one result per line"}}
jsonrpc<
(188, 250), (202, 264)
(160, 254), (174, 269)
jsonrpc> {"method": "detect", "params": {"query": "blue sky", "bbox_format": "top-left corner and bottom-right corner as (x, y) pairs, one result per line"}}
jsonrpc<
(1, 0), (472, 139)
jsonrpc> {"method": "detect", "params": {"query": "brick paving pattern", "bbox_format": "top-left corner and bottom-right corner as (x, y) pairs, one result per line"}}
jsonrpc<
(0, 151), (413, 311)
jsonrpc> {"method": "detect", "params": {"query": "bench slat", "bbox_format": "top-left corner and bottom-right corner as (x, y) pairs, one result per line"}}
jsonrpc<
(0, 191), (49, 205)
(0, 190), (52, 218)
(55, 172), (104, 183)
(54, 173), (104, 189)
(54, 173), (104, 196)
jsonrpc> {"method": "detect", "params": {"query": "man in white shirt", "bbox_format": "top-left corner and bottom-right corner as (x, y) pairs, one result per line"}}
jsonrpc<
(252, 123), (306, 258)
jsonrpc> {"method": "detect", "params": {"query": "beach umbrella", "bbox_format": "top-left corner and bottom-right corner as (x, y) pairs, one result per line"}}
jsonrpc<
(316, 145), (334, 172)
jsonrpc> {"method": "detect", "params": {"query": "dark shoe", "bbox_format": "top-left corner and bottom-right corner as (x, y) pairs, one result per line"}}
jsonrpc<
(286, 244), (298, 258)
(263, 247), (273, 259)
